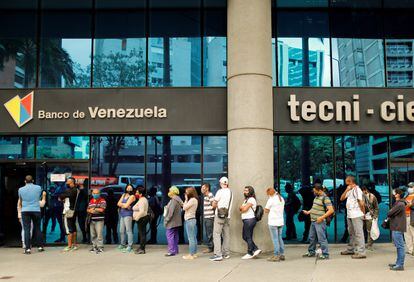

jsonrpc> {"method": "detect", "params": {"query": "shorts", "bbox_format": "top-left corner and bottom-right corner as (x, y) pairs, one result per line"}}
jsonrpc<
(64, 215), (77, 234)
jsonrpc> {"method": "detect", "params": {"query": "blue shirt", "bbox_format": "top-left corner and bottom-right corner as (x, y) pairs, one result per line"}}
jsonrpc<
(18, 184), (42, 212)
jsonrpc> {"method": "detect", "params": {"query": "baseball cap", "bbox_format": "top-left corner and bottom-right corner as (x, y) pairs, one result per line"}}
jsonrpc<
(169, 186), (180, 195)
(219, 176), (228, 185)
(408, 182), (414, 188)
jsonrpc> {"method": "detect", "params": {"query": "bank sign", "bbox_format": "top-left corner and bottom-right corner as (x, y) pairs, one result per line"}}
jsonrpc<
(274, 88), (414, 134)
(0, 88), (227, 134)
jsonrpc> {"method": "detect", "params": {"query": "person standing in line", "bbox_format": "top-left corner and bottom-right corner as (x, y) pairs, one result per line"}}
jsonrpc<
(388, 188), (407, 271)
(340, 176), (367, 259)
(133, 186), (150, 254)
(201, 183), (215, 254)
(264, 188), (285, 262)
(104, 189), (119, 244)
(302, 183), (334, 260)
(284, 183), (299, 241)
(18, 175), (45, 255)
(59, 177), (80, 252)
(239, 186), (261, 260)
(361, 185), (379, 251)
(164, 186), (183, 257)
(76, 181), (89, 244)
(18, 190), (46, 250)
(404, 182), (414, 257)
(117, 184), (136, 253)
(210, 177), (232, 262)
(147, 186), (162, 244)
(182, 187), (199, 260)
(87, 189), (106, 254)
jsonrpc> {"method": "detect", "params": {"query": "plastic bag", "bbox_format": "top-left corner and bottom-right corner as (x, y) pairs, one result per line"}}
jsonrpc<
(370, 218), (380, 241)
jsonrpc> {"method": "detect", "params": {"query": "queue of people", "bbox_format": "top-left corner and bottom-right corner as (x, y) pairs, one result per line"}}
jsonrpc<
(16, 174), (414, 271)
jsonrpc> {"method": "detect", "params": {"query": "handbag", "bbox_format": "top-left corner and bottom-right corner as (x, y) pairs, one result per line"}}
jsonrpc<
(370, 218), (380, 240)
(217, 191), (232, 219)
(65, 190), (79, 219)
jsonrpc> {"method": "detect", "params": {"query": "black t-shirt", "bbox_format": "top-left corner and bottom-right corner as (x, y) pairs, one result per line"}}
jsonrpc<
(60, 187), (78, 210)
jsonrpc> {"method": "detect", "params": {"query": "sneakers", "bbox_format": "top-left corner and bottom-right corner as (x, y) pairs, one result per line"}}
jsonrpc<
(351, 254), (366, 259)
(302, 252), (315, 258)
(202, 248), (213, 254)
(210, 255), (223, 261)
(96, 248), (104, 254)
(241, 253), (253, 260)
(134, 249), (146, 255)
(165, 253), (176, 257)
(183, 254), (195, 260)
(23, 249), (31, 255)
(390, 265), (404, 271)
(63, 246), (73, 252)
(223, 254), (231, 259)
(318, 254), (329, 260)
(252, 249), (262, 258)
(37, 247), (45, 252)
(267, 255), (281, 262)
(279, 255), (285, 261)
(117, 245), (126, 250)
(72, 245), (79, 251)
(90, 247), (97, 253)
(341, 250), (355, 255)
(122, 246), (133, 253)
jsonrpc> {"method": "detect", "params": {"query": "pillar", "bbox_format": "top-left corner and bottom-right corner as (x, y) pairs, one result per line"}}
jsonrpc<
(227, 0), (274, 253)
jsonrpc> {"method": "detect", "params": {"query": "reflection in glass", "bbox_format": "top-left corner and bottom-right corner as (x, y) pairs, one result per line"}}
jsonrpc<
(332, 38), (385, 87)
(36, 136), (90, 159)
(0, 137), (34, 159)
(386, 40), (414, 88)
(335, 136), (390, 243)
(93, 39), (146, 87)
(279, 136), (334, 242)
(203, 136), (227, 194)
(389, 135), (414, 188)
(148, 37), (201, 87)
(276, 0), (328, 7)
(277, 37), (331, 86)
(203, 37), (226, 86)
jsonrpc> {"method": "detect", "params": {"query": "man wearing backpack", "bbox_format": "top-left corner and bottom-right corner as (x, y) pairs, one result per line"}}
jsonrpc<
(340, 176), (367, 259)
(302, 183), (334, 260)
(361, 185), (379, 251)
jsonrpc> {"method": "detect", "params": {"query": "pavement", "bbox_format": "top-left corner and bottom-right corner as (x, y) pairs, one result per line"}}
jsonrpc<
(0, 243), (413, 282)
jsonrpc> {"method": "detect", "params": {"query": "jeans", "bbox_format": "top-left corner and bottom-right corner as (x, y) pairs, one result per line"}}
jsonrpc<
(166, 227), (180, 255)
(185, 219), (198, 255)
(22, 211), (43, 250)
(308, 221), (329, 256)
(90, 220), (104, 248)
(392, 231), (405, 267)
(363, 219), (374, 247)
(269, 225), (284, 256)
(347, 216), (366, 255)
(242, 218), (258, 255)
(213, 216), (230, 257)
(204, 217), (214, 251)
(137, 215), (149, 251)
(119, 216), (133, 247)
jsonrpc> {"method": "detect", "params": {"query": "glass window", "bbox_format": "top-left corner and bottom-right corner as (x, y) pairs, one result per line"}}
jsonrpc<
(39, 4), (92, 88)
(0, 8), (37, 88)
(203, 0), (226, 86)
(36, 136), (90, 159)
(384, 0), (414, 8)
(335, 136), (390, 243)
(384, 11), (414, 88)
(277, 11), (331, 87)
(330, 0), (382, 8)
(148, 0), (201, 87)
(331, 10), (385, 87)
(203, 136), (227, 194)
(94, 1), (147, 87)
(277, 0), (328, 7)
(279, 136), (334, 242)
(0, 137), (34, 159)
(389, 136), (414, 188)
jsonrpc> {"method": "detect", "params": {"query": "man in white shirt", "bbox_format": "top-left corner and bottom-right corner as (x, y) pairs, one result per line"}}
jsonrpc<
(340, 176), (366, 259)
(210, 177), (232, 261)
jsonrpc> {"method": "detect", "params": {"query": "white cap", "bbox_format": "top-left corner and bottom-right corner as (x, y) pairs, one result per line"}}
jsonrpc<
(408, 182), (414, 188)
(219, 176), (228, 185)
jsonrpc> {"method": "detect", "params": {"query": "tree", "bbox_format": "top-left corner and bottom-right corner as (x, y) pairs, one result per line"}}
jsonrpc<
(105, 136), (126, 176)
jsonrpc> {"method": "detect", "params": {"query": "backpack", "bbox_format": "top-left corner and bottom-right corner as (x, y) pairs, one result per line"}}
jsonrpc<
(291, 194), (301, 214)
(254, 205), (264, 222)
(322, 196), (335, 226)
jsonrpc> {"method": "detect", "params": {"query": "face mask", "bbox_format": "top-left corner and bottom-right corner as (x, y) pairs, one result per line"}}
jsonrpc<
(392, 190), (396, 196)
(408, 188), (414, 194)
(92, 194), (100, 199)
(135, 194), (141, 200)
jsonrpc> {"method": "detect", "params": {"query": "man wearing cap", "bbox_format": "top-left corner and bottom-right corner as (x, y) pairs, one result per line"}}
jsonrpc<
(210, 176), (232, 261)
(405, 182), (414, 257)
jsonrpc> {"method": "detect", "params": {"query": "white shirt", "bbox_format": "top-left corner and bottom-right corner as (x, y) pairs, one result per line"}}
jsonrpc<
(214, 188), (233, 219)
(346, 186), (364, 219)
(265, 194), (285, 226)
(241, 197), (257, 220)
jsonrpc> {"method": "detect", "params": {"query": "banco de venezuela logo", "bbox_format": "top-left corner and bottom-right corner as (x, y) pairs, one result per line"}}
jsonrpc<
(4, 91), (34, 128)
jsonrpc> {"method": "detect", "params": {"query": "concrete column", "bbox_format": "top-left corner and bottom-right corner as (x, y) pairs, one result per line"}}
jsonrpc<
(227, 0), (274, 253)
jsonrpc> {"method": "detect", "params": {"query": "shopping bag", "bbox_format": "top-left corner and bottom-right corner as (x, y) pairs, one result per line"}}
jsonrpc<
(370, 218), (380, 241)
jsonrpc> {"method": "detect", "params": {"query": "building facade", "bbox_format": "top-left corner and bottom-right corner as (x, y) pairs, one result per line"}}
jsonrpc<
(0, 0), (413, 252)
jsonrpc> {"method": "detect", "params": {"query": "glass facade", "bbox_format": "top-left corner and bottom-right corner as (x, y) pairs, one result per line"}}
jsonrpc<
(0, 0), (227, 88)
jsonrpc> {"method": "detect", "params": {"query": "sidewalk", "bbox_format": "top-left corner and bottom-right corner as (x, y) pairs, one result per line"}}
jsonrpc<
(0, 244), (413, 282)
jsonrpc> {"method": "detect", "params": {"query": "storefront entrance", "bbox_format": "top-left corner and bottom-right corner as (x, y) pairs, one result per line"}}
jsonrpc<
(0, 161), (89, 247)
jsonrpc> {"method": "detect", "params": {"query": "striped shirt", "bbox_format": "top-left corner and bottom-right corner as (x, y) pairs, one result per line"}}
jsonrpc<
(310, 194), (332, 222)
(87, 198), (106, 221)
(203, 192), (215, 219)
